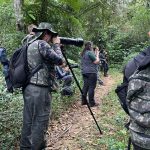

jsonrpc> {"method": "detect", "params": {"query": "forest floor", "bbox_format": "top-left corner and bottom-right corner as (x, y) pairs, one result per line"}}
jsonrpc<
(46, 75), (116, 150)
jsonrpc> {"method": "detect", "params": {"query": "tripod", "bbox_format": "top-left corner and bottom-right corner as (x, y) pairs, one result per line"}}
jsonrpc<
(61, 48), (102, 135)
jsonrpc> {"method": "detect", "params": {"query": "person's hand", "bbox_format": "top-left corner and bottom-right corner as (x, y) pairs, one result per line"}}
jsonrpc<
(148, 31), (150, 38)
(52, 36), (60, 44)
(95, 48), (99, 56)
(64, 66), (69, 72)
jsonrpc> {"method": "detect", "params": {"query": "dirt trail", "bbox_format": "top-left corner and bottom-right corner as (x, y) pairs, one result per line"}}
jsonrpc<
(46, 75), (115, 150)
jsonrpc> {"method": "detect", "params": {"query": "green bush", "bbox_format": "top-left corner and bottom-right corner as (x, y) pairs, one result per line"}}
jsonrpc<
(0, 3), (25, 56)
(0, 73), (23, 149)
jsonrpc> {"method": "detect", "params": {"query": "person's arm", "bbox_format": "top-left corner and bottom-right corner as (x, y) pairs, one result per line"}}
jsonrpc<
(93, 50), (100, 64)
(38, 40), (63, 65)
(88, 51), (99, 64)
(56, 66), (67, 78)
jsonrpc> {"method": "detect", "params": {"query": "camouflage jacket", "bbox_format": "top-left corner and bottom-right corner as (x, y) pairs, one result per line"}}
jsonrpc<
(127, 67), (150, 149)
(27, 40), (63, 87)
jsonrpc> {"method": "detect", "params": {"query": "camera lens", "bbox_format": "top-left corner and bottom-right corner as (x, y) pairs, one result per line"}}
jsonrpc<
(60, 37), (84, 47)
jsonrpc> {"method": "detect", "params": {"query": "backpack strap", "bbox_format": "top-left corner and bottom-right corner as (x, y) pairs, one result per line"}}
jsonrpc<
(24, 64), (43, 88)
(124, 120), (132, 150)
(28, 40), (43, 79)
(127, 137), (131, 150)
(24, 41), (43, 87)
(28, 64), (43, 79)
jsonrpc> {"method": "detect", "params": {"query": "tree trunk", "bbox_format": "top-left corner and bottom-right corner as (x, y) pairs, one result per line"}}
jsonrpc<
(14, 0), (24, 31)
(39, 0), (48, 22)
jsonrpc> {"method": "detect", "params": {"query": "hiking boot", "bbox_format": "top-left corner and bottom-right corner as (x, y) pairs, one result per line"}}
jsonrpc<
(89, 103), (99, 107)
(104, 73), (108, 77)
(81, 101), (87, 105)
(81, 95), (87, 105)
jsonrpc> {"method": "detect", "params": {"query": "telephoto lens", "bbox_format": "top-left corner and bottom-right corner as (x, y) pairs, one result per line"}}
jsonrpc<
(60, 37), (84, 47)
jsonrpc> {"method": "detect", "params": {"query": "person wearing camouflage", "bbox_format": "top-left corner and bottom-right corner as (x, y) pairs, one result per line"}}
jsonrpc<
(124, 32), (150, 150)
(127, 67), (150, 150)
(20, 22), (63, 150)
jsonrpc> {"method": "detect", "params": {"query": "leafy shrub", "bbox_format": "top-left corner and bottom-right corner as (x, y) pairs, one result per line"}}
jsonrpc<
(0, 3), (25, 56)
(0, 72), (23, 149)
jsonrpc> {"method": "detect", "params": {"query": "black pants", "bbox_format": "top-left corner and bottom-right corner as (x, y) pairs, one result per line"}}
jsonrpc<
(101, 61), (109, 76)
(82, 73), (97, 105)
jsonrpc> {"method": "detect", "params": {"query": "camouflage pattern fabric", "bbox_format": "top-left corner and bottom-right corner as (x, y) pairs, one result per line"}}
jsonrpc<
(27, 40), (63, 87)
(127, 67), (150, 149)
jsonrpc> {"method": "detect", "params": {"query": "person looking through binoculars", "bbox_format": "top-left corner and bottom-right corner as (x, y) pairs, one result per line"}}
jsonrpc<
(20, 22), (64, 150)
(80, 41), (100, 107)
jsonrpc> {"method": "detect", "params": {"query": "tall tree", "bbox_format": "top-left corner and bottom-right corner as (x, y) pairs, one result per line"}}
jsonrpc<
(39, 0), (48, 22)
(14, 0), (24, 31)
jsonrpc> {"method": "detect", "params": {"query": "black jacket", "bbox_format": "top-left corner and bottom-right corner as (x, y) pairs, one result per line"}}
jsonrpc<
(124, 46), (150, 80)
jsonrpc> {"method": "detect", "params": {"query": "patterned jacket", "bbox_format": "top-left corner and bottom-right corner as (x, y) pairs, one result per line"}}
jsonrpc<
(127, 67), (150, 149)
(27, 40), (63, 87)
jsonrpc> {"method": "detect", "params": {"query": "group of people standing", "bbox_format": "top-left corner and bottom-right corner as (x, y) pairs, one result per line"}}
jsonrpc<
(0, 22), (109, 149)
(17, 23), (149, 150)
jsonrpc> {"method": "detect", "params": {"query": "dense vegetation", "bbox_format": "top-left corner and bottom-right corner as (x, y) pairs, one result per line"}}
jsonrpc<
(0, 0), (150, 149)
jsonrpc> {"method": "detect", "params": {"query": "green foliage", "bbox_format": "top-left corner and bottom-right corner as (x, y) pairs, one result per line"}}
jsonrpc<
(0, 2), (25, 55)
(128, 4), (150, 43)
(106, 28), (149, 65)
(98, 69), (128, 150)
(0, 72), (23, 149)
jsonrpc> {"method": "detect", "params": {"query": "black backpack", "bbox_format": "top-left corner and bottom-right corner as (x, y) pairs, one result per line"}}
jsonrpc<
(8, 44), (42, 92)
(115, 82), (129, 115)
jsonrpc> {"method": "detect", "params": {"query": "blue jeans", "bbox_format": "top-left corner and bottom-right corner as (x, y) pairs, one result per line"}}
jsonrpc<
(82, 73), (97, 105)
(20, 84), (51, 150)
